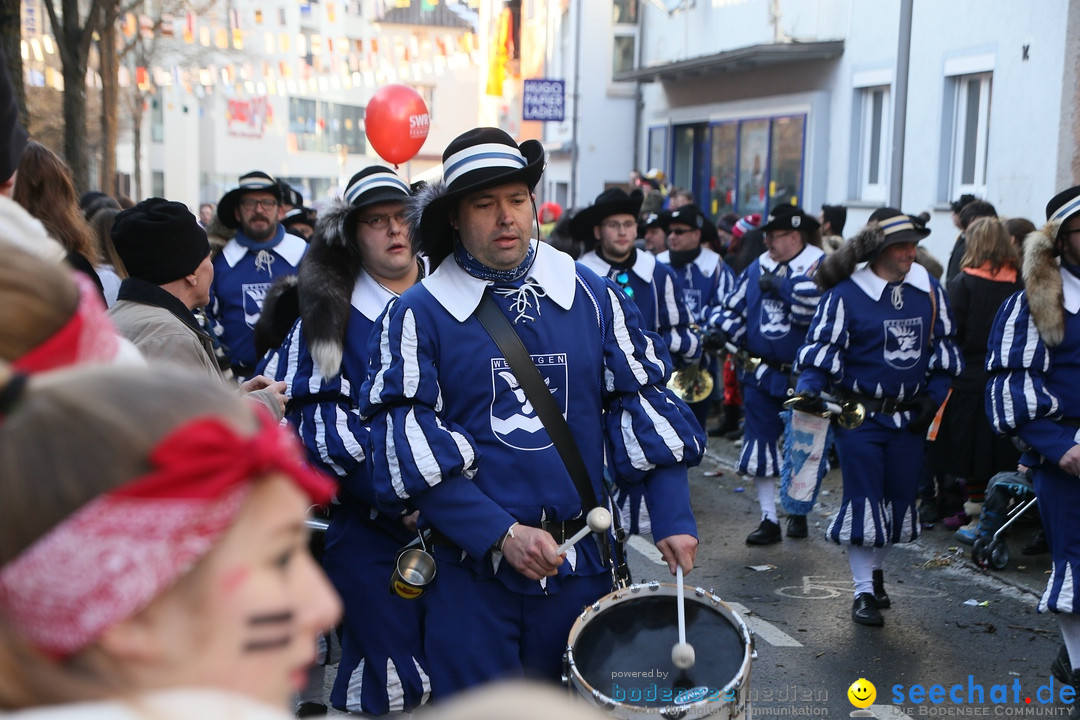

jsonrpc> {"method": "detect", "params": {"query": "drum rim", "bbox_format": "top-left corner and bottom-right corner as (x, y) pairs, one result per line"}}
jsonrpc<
(564, 581), (753, 714)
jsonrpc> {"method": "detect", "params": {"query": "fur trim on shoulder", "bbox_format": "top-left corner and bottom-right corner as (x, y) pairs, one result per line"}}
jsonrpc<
(298, 200), (366, 378)
(407, 177), (447, 262)
(816, 225), (883, 289)
(1024, 222), (1064, 347)
(915, 246), (944, 280)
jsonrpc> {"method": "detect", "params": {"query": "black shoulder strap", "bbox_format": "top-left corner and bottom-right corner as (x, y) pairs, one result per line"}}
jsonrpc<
(474, 291), (599, 510)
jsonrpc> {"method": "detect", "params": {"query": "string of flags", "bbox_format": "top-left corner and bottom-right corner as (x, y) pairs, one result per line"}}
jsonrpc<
(20, 2), (480, 97)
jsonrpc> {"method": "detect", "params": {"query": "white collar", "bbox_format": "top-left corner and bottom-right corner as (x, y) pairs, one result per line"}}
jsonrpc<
(1062, 266), (1080, 314)
(759, 244), (824, 274)
(422, 240), (577, 322)
(351, 272), (397, 321)
(220, 231), (308, 268)
(691, 246), (721, 275)
(658, 247), (721, 275)
(578, 249), (656, 281)
(851, 261), (932, 300)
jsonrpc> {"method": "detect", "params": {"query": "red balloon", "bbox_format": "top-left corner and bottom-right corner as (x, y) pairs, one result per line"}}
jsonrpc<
(365, 84), (430, 166)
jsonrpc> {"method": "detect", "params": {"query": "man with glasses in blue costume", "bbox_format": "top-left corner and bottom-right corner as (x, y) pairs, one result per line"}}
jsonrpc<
(709, 205), (825, 546)
(656, 204), (736, 431)
(260, 166), (431, 716)
(571, 187), (701, 534)
(210, 170), (308, 378)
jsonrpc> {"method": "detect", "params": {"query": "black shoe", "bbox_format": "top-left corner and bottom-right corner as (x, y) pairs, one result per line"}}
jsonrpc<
(1023, 529), (1049, 555)
(296, 702), (327, 718)
(872, 569), (891, 609)
(918, 502), (938, 527)
(852, 593), (884, 626)
(1051, 645), (1077, 688)
(746, 519), (782, 546)
(786, 514), (808, 538)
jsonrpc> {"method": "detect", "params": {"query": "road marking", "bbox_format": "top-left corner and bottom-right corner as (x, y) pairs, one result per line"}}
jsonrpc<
(726, 601), (803, 647)
(627, 534), (666, 564)
(627, 536), (802, 647)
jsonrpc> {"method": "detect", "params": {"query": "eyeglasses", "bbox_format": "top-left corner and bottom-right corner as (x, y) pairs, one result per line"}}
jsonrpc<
(603, 220), (638, 233)
(358, 210), (409, 229)
(668, 227), (696, 236)
(613, 271), (635, 299)
(240, 198), (279, 211)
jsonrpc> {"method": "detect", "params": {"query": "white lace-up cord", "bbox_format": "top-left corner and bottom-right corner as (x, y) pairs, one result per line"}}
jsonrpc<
(494, 279), (548, 324)
(890, 284), (904, 310)
(254, 249), (276, 274)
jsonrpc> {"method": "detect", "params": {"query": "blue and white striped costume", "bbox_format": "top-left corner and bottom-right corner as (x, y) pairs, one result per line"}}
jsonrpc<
(656, 246), (736, 429)
(209, 226), (306, 375)
(795, 263), (962, 546)
(577, 249), (701, 365)
(712, 245), (824, 477)
(578, 248), (700, 535)
(986, 268), (1080, 614)
(360, 240), (703, 695)
(656, 246), (735, 325)
(260, 272), (430, 715)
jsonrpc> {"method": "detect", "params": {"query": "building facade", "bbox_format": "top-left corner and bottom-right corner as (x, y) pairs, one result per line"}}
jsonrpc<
(507, 0), (1079, 261)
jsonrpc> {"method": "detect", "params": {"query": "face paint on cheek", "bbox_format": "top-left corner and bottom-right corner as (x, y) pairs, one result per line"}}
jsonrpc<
(219, 567), (251, 596)
(243, 610), (295, 653)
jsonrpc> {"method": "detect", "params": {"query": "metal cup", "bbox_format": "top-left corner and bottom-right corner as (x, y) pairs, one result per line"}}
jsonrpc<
(390, 547), (436, 599)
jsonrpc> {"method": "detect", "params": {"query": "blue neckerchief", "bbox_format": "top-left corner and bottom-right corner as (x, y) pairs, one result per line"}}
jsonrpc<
(234, 224), (285, 251)
(1063, 260), (1080, 281)
(453, 237), (536, 283)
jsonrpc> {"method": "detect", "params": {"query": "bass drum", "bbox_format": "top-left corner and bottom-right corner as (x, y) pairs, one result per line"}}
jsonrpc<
(564, 581), (754, 719)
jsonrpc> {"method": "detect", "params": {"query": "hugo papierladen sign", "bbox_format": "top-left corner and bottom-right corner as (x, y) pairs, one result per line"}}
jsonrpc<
(523, 79), (565, 122)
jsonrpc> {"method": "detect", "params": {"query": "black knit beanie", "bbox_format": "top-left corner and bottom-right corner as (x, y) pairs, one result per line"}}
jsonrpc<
(112, 198), (211, 284)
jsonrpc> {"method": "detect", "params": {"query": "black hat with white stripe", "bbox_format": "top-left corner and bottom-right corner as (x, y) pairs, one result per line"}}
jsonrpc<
(412, 127), (545, 266)
(341, 165), (411, 239)
(217, 170), (283, 230)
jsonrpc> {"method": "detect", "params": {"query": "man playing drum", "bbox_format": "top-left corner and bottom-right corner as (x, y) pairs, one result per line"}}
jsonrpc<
(359, 127), (703, 699)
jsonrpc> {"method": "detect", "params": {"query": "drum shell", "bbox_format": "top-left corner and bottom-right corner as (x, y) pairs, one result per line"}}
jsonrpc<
(564, 581), (753, 719)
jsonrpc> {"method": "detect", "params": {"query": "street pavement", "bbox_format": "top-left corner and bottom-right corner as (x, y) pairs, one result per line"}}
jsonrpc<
(312, 430), (1068, 718)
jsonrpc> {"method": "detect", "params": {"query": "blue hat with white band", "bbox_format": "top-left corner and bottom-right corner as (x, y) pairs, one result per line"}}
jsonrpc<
(415, 127), (545, 265)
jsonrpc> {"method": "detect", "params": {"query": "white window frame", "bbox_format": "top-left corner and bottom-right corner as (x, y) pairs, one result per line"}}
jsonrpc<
(857, 85), (890, 203)
(611, 28), (637, 79)
(950, 72), (992, 200)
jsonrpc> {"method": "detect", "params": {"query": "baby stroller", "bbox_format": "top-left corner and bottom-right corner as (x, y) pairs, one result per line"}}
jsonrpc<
(971, 470), (1038, 570)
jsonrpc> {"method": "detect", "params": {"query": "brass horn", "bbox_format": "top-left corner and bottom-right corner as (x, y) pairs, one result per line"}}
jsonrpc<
(667, 360), (714, 403)
(783, 393), (866, 429)
(668, 326), (714, 403)
(835, 399), (866, 430)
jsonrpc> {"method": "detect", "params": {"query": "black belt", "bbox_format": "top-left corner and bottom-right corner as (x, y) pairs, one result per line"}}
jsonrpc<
(731, 350), (791, 375)
(428, 517), (590, 550)
(847, 394), (919, 415)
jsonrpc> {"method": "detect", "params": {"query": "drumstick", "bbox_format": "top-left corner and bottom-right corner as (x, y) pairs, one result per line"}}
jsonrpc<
(556, 507), (612, 555)
(672, 564), (696, 669)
